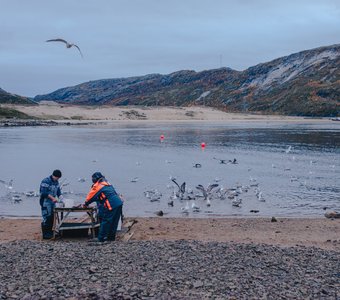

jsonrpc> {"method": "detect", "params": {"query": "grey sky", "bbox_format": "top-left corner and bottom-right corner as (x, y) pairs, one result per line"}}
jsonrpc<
(1, 0), (339, 97)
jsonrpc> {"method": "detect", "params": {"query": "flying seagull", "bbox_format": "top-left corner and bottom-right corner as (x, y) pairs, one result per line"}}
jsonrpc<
(46, 38), (83, 58)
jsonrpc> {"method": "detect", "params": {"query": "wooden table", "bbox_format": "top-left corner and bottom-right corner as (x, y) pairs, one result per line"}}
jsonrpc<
(53, 207), (99, 239)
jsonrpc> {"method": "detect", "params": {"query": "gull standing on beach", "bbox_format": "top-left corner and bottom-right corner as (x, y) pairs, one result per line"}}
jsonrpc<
(46, 38), (83, 58)
(0, 179), (14, 191)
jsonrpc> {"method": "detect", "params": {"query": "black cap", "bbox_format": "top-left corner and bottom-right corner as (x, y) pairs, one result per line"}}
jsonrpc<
(92, 172), (104, 183)
(52, 169), (62, 178)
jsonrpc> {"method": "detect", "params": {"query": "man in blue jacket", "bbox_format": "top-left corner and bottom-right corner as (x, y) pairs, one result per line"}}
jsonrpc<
(39, 169), (62, 239)
(84, 172), (123, 242)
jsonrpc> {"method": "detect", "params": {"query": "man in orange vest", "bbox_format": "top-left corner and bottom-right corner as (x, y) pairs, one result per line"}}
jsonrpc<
(84, 172), (123, 242)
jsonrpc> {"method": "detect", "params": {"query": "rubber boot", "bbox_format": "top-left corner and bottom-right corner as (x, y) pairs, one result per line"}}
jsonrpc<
(41, 223), (53, 239)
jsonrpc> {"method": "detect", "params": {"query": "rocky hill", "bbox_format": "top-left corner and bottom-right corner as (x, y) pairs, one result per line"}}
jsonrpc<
(0, 88), (35, 105)
(34, 44), (340, 116)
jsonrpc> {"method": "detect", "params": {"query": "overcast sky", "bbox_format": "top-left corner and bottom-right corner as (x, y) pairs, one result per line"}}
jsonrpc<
(1, 0), (339, 97)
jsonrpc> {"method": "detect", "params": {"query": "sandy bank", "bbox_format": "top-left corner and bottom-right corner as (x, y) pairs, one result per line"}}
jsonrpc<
(0, 217), (339, 251)
(2, 104), (336, 124)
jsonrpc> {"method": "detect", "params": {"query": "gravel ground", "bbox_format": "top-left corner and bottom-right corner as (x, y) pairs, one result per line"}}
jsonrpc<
(0, 240), (339, 299)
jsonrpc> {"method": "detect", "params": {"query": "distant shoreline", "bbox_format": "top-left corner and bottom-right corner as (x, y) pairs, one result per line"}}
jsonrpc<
(0, 119), (92, 127)
(0, 104), (338, 126)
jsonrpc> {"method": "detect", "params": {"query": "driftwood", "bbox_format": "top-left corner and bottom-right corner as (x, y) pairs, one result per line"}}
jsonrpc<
(121, 231), (134, 242)
(124, 219), (137, 229)
(119, 219), (137, 241)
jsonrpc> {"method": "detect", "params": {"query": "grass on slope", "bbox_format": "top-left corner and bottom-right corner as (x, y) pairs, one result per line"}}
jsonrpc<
(0, 107), (35, 119)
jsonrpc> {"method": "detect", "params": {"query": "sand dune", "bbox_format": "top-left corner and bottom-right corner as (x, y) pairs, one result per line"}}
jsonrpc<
(2, 103), (334, 124)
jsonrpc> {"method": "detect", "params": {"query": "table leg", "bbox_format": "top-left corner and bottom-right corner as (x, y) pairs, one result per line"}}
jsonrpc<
(52, 211), (58, 239)
(91, 212), (96, 238)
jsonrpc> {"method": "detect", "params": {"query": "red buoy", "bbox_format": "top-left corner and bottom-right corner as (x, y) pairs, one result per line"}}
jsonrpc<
(201, 142), (206, 149)
(160, 134), (165, 142)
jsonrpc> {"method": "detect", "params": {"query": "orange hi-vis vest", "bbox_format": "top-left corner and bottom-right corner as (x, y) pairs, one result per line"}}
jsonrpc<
(85, 180), (122, 211)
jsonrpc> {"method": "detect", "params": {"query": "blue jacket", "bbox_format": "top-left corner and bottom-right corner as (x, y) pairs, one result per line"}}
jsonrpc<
(39, 176), (61, 206)
(85, 178), (123, 213)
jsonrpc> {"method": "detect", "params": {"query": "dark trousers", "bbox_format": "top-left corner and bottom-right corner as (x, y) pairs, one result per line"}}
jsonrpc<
(98, 205), (122, 242)
(41, 200), (55, 239)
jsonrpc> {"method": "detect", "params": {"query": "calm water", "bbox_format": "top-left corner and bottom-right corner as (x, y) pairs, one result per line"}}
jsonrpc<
(0, 121), (339, 218)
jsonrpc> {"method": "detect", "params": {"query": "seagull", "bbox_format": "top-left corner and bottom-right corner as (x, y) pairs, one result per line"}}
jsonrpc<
(144, 189), (162, 201)
(196, 184), (208, 200)
(191, 201), (200, 212)
(130, 177), (139, 183)
(249, 176), (257, 183)
(181, 201), (190, 213)
(0, 179), (13, 190)
(256, 191), (265, 202)
(171, 178), (186, 199)
(196, 184), (219, 200)
(285, 146), (292, 154)
(215, 187), (228, 200)
(25, 191), (38, 197)
(46, 38), (83, 58)
(12, 193), (22, 203)
(213, 157), (228, 164)
(169, 188), (178, 200)
(60, 179), (70, 189)
(290, 176), (299, 182)
(232, 197), (242, 207)
(207, 183), (219, 193)
(229, 158), (238, 164)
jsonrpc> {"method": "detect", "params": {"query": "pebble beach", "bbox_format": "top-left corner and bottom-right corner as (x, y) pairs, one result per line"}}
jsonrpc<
(0, 217), (339, 299)
(0, 239), (339, 299)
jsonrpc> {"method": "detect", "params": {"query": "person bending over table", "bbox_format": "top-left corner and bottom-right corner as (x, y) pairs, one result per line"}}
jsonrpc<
(83, 172), (123, 242)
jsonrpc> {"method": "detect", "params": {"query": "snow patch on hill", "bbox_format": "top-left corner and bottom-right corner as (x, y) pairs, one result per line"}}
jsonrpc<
(246, 49), (340, 90)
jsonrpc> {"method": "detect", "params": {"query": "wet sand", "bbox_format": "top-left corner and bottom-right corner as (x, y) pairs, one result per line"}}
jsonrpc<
(0, 217), (339, 251)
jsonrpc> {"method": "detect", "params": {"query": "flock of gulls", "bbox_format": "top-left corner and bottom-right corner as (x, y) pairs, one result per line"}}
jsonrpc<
(139, 144), (336, 216)
(0, 145), (335, 216)
(143, 166), (263, 216)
